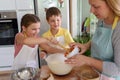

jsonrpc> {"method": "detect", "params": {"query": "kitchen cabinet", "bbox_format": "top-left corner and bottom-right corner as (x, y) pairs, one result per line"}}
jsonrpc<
(0, 0), (16, 10)
(16, 0), (34, 10)
(0, 46), (14, 71)
(0, 0), (34, 11)
(0, 0), (35, 71)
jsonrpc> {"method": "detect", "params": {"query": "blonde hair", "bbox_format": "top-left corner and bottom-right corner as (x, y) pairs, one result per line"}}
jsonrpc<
(103, 0), (120, 16)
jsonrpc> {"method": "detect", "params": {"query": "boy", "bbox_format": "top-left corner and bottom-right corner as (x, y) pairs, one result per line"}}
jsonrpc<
(40, 7), (74, 59)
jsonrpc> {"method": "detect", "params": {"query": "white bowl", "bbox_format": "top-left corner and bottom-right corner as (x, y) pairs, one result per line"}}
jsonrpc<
(45, 53), (73, 75)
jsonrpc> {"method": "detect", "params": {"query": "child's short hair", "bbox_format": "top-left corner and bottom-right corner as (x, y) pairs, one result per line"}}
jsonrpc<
(46, 7), (61, 20)
(21, 14), (40, 28)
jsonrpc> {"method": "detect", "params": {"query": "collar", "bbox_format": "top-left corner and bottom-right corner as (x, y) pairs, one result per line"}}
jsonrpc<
(48, 27), (62, 37)
(112, 16), (119, 30)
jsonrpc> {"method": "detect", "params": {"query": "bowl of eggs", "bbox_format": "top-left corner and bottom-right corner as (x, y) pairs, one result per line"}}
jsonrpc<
(11, 67), (39, 80)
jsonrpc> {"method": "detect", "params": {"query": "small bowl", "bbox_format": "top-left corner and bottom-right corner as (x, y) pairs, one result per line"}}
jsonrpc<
(11, 67), (38, 80)
(77, 65), (99, 80)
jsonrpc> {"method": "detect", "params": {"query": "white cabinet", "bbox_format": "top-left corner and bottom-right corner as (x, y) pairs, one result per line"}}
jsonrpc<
(0, 46), (14, 71)
(16, 0), (34, 10)
(0, 0), (34, 11)
(0, 0), (35, 71)
(0, 0), (16, 10)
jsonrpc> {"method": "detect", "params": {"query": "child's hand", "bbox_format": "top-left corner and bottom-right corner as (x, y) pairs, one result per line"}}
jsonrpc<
(46, 37), (59, 45)
(40, 51), (47, 59)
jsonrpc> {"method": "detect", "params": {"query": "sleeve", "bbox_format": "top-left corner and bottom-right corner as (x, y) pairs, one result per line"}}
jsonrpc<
(42, 31), (52, 39)
(64, 29), (74, 44)
(42, 32), (47, 38)
(102, 24), (120, 77)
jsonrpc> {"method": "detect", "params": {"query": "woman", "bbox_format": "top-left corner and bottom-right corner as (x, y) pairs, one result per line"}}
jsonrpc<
(65, 0), (120, 79)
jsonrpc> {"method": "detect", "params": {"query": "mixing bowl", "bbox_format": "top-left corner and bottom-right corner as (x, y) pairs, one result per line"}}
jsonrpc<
(45, 53), (73, 75)
(11, 67), (39, 80)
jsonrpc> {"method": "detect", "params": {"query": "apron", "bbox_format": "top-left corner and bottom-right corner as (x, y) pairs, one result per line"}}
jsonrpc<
(91, 16), (120, 80)
(12, 45), (39, 70)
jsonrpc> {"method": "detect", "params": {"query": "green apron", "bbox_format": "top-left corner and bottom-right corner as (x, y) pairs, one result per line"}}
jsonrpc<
(91, 16), (120, 80)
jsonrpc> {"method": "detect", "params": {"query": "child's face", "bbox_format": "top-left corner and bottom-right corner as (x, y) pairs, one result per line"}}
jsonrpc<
(47, 15), (62, 31)
(23, 22), (40, 37)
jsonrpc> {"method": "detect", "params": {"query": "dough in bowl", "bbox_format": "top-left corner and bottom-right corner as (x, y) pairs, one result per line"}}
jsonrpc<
(45, 53), (73, 75)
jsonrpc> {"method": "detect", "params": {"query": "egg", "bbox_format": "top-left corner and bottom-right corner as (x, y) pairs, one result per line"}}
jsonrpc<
(19, 70), (31, 79)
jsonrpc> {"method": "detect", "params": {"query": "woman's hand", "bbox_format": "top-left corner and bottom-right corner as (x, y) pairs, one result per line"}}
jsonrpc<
(69, 42), (89, 55)
(65, 54), (90, 67)
(65, 54), (103, 72)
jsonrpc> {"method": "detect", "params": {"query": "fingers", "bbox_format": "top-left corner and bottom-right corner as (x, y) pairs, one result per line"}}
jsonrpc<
(69, 42), (77, 47)
(46, 37), (59, 44)
(65, 57), (86, 67)
(50, 37), (58, 44)
(69, 42), (82, 48)
(65, 58), (76, 64)
(65, 55), (77, 63)
(40, 52), (47, 59)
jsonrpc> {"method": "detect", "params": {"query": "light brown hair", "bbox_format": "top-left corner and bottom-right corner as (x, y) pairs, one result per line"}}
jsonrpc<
(103, 0), (120, 16)
(21, 14), (40, 29)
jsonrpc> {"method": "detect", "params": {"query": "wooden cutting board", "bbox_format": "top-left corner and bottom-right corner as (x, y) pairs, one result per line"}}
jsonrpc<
(40, 65), (100, 80)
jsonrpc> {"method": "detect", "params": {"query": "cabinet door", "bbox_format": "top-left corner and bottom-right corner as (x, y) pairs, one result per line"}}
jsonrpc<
(0, 0), (16, 10)
(16, 0), (34, 10)
(0, 46), (14, 71)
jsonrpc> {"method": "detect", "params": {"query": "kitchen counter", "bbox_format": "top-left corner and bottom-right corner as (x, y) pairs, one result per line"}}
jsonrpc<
(40, 65), (100, 80)
(0, 65), (100, 80)
(0, 70), (13, 80)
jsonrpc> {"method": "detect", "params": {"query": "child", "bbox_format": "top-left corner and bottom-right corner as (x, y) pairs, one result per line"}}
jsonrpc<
(40, 7), (74, 58)
(12, 14), (64, 70)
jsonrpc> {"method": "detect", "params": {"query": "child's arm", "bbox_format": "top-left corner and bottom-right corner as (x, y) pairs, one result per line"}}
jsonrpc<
(40, 42), (65, 54)
(15, 33), (48, 46)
